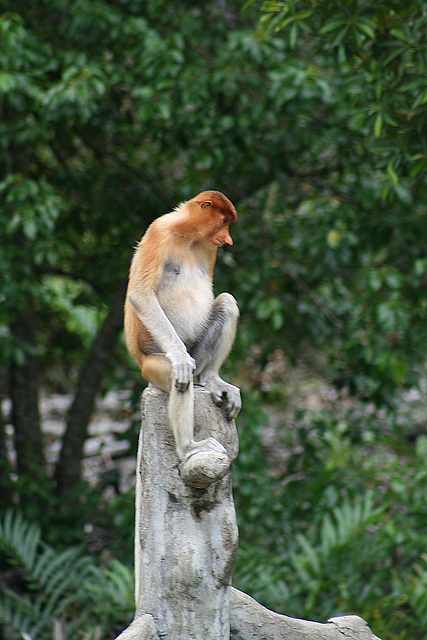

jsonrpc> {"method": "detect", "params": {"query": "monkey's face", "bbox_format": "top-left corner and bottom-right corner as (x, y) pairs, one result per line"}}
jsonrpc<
(196, 205), (234, 247)
(193, 192), (236, 248)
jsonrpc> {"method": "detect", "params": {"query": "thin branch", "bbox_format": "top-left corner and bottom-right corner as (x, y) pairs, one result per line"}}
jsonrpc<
(78, 133), (175, 210)
(284, 266), (346, 333)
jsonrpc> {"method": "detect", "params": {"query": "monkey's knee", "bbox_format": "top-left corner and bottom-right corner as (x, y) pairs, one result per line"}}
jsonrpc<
(141, 354), (173, 394)
(214, 292), (239, 321)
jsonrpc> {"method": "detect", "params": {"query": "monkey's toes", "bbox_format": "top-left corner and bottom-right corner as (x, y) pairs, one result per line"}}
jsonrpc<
(175, 379), (190, 392)
(180, 448), (230, 489)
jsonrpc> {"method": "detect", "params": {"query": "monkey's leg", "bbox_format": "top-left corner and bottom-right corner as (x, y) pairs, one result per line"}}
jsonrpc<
(191, 293), (241, 420)
(141, 354), (230, 488)
(141, 353), (172, 394)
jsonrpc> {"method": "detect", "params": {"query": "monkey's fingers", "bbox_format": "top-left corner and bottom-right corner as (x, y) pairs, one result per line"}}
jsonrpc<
(209, 389), (240, 420)
(201, 376), (242, 419)
(175, 379), (190, 392)
(174, 366), (192, 391)
(225, 400), (240, 420)
(208, 387), (224, 405)
(173, 358), (195, 392)
(223, 386), (242, 420)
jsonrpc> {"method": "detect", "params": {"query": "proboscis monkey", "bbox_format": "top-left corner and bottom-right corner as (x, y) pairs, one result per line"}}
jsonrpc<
(124, 190), (241, 488)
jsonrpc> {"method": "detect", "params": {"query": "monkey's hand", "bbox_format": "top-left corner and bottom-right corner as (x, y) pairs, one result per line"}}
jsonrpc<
(199, 372), (241, 420)
(168, 350), (196, 392)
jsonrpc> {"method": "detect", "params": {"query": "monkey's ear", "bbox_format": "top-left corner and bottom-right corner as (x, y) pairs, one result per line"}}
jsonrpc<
(201, 200), (212, 209)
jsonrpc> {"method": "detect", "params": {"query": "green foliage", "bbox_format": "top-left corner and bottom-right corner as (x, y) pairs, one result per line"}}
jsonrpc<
(234, 183), (427, 401)
(0, 511), (41, 570)
(233, 0), (427, 400)
(0, 511), (133, 640)
(85, 559), (134, 617)
(0, 511), (93, 639)
(249, 0), (427, 177)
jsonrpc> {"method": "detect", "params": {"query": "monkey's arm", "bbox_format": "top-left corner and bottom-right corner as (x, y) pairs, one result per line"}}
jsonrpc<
(128, 287), (195, 391)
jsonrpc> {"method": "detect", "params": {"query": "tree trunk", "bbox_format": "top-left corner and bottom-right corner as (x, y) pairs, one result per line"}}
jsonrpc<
(10, 294), (46, 479)
(54, 279), (127, 494)
(116, 386), (239, 640)
(0, 389), (12, 506)
(0, 391), (7, 464)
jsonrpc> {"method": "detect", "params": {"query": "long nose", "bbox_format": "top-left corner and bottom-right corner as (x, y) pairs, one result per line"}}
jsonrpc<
(222, 230), (233, 246)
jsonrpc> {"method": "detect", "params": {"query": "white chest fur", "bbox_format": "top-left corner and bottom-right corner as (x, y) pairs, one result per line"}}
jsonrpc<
(157, 259), (214, 346)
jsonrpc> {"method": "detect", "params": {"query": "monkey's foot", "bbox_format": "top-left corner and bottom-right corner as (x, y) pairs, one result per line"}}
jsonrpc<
(180, 438), (230, 489)
(198, 375), (242, 420)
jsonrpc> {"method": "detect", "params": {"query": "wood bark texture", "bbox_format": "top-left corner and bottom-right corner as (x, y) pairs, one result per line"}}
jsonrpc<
(10, 293), (45, 476)
(115, 386), (239, 640)
(230, 588), (382, 640)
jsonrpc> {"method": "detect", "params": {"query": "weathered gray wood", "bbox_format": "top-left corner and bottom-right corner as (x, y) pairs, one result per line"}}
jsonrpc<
(230, 588), (381, 640)
(114, 614), (158, 640)
(114, 387), (382, 640)
(117, 385), (239, 640)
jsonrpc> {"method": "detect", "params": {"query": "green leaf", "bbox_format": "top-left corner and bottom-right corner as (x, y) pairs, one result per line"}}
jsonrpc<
(289, 21), (298, 48)
(355, 21), (375, 39)
(242, 0), (260, 10)
(321, 514), (337, 554)
(369, 273), (382, 292)
(387, 159), (398, 185)
(413, 88), (427, 109)
(374, 111), (383, 138)
(377, 302), (395, 330)
(320, 19), (347, 34)
(382, 46), (406, 67)
(297, 534), (321, 574)
(261, 0), (287, 12)
(275, 9), (312, 32)
(401, 78), (425, 92)
(0, 71), (15, 92)
(272, 311), (284, 330)
(394, 183), (412, 205)
(329, 25), (350, 48)
(390, 27), (406, 42)
(409, 161), (424, 177)
(414, 259), (427, 276)
(385, 271), (401, 289)
(383, 111), (398, 126)
(22, 218), (37, 240)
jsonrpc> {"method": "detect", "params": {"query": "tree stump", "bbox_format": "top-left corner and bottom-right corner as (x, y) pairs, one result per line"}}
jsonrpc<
(114, 386), (381, 640)
(115, 385), (239, 640)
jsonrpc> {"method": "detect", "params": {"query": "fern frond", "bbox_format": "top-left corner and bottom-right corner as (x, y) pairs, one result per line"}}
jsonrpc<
(0, 588), (36, 639)
(85, 559), (134, 608)
(0, 512), (98, 640)
(292, 490), (387, 585)
(0, 510), (41, 571)
(408, 555), (427, 624)
(322, 491), (385, 553)
(38, 546), (91, 601)
(320, 514), (337, 554)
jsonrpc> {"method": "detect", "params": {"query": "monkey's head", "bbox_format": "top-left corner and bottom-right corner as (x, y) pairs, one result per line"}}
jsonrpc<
(189, 190), (237, 247)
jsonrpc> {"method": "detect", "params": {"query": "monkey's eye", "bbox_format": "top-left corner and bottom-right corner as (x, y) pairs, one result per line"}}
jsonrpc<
(201, 200), (212, 209)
